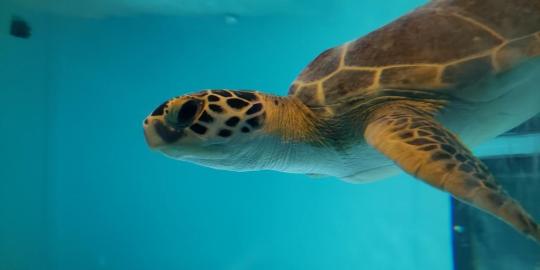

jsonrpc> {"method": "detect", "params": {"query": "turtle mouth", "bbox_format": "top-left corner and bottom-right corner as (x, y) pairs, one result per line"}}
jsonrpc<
(143, 119), (186, 149)
(153, 120), (186, 143)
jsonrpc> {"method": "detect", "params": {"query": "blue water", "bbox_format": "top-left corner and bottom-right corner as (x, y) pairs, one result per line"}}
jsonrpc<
(0, 1), (461, 269)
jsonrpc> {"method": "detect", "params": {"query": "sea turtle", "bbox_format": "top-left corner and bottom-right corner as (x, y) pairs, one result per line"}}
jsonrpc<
(143, 0), (540, 242)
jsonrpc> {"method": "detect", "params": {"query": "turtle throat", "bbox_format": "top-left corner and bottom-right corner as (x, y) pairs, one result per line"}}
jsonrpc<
(231, 94), (329, 172)
(262, 95), (326, 146)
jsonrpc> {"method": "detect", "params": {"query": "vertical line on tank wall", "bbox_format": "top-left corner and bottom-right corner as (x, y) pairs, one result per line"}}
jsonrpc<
(450, 199), (474, 270)
(43, 17), (53, 270)
(44, 15), (61, 270)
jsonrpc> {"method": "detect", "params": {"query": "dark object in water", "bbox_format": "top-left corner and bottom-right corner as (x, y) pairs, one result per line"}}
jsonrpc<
(10, 17), (31, 39)
(506, 115), (540, 135)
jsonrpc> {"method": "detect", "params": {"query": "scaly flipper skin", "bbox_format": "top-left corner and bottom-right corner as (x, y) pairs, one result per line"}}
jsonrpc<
(364, 102), (540, 243)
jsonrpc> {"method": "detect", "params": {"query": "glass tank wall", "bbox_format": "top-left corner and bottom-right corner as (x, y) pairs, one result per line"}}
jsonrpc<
(0, 0), (538, 269)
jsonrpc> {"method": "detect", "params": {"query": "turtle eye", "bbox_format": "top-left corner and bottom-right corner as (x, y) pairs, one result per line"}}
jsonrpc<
(176, 99), (201, 127)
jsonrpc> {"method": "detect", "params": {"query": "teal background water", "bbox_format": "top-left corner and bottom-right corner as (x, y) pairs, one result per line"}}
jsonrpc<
(0, 0), (457, 269)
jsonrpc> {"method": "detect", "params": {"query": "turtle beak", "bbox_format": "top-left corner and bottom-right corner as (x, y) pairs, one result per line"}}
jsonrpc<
(143, 118), (185, 149)
(143, 118), (163, 149)
(143, 97), (204, 149)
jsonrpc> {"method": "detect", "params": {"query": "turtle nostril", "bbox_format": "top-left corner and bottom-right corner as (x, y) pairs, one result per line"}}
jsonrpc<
(177, 99), (202, 127)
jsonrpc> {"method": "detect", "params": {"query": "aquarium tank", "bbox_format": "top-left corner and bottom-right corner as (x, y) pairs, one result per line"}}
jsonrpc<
(0, 0), (539, 269)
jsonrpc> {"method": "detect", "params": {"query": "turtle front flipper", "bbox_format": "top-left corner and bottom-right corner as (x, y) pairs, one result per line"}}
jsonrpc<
(363, 103), (540, 243)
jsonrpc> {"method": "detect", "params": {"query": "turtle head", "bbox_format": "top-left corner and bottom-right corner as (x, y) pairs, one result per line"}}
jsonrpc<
(143, 89), (280, 170)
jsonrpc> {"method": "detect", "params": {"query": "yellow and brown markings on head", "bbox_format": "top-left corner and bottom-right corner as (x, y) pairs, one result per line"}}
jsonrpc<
(191, 90), (267, 138)
(289, 4), (540, 111)
(144, 90), (268, 145)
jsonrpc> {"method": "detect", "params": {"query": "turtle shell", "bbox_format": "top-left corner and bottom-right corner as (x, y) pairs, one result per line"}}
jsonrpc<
(289, 0), (540, 109)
